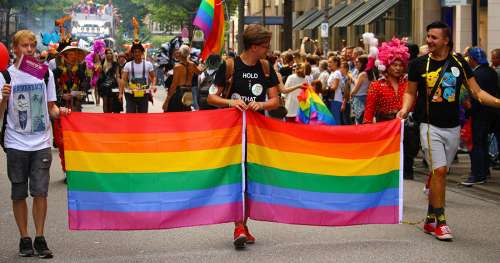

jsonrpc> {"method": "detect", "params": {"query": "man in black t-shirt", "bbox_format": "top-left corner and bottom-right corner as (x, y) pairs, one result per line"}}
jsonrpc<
(208, 24), (279, 249)
(398, 22), (500, 241)
(461, 47), (499, 186)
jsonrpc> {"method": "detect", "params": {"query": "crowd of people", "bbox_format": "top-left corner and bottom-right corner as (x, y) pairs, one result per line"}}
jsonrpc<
(1, 20), (500, 258)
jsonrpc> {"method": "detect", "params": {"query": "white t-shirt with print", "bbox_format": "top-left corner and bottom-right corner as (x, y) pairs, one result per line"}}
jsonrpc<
(123, 60), (154, 82)
(0, 65), (57, 151)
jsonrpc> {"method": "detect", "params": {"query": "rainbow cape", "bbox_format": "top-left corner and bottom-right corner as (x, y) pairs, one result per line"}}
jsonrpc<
(296, 84), (335, 125)
(63, 109), (244, 230)
(63, 110), (403, 230)
(193, 0), (225, 61)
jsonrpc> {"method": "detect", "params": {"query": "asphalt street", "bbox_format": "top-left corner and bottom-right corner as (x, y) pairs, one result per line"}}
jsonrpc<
(0, 88), (499, 262)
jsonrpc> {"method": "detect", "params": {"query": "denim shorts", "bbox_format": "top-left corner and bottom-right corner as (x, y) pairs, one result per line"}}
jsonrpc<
(6, 148), (52, 200)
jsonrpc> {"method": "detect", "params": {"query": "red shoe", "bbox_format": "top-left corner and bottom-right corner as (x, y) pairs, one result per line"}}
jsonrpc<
(233, 224), (247, 249)
(423, 222), (436, 235)
(244, 226), (255, 244)
(434, 224), (453, 241)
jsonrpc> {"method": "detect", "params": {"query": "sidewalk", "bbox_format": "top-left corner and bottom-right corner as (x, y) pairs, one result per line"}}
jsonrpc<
(413, 153), (500, 197)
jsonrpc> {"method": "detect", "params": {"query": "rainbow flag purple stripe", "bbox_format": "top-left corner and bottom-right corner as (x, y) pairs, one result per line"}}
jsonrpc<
(246, 112), (403, 226)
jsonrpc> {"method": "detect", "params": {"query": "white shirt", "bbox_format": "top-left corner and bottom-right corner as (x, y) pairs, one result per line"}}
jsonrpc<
(318, 70), (330, 92)
(0, 66), (57, 151)
(284, 74), (306, 117)
(123, 60), (154, 82)
(327, 70), (344, 102)
(48, 58), (57, 71)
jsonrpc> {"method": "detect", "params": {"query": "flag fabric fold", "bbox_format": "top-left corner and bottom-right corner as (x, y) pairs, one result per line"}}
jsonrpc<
(296, 84), (336, 125)
(246, 112), (403, 226)
(63, 109), (244, 230)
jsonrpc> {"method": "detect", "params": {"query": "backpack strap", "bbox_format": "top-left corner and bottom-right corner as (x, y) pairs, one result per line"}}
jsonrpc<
(0, 70), (11, 152)
(259, 59), (271, 78)
(223, 57), (235, 98)
(44, 71), (49, 87)
(1, 70), (11, 85)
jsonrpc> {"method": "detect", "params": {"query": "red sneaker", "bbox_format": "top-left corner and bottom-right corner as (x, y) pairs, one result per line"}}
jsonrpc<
(423, 222), (436, 235)
(244, 226), (255, 244)
(233, 224), (247, 249)
(434, 224), (453, 241)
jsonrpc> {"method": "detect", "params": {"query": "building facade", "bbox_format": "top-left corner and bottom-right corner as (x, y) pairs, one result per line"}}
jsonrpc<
(242, 0), (499, 55)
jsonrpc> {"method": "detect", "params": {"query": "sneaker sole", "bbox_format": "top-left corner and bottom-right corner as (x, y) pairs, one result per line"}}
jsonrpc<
(18, 253), (34, 257)
(436, 234), (453, 241)
(233, 236), (247, 249)
(37, 253), (53, 259)
(246, 239), (255, 244)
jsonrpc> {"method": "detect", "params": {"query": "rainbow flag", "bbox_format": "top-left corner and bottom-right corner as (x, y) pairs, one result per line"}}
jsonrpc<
(193, 0), (215, 38)
(193, 0), (225, 61)
(296, 84), (335, 125)
(246, 112), (403, 226)
(63, 109), (244, 230)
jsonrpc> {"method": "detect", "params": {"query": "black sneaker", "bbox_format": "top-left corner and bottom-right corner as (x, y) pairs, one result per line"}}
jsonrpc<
(460, 177), (486, 186)
(34, 236), (53, 259)
(19, 237), (34, 257)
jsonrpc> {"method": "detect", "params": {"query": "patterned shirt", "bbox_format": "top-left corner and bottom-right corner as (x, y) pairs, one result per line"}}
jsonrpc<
(363, 78), (408, 123)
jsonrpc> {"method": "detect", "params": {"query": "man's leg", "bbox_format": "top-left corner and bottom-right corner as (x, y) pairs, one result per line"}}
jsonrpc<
(30, 148), (53, 258)
(138, 96), (149, 113)
(7, 148), (35, 256)
(125, 94), (136, 113)
(32, 197), (47, 237)
(429, 166), (448, 209)
(12, 200), (29, 237)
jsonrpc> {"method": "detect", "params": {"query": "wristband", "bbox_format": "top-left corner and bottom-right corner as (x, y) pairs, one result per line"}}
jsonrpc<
(228, 99), (233, 107)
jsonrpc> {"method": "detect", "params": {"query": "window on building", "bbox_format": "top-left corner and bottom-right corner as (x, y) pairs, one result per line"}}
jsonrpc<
(395, 0), (411, 38)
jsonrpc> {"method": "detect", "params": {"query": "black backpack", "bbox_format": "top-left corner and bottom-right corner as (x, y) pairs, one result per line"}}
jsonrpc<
(0, 70), (49, 151)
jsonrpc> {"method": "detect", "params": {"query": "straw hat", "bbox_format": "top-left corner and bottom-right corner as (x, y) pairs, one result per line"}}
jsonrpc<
(58, 46), (89, 61)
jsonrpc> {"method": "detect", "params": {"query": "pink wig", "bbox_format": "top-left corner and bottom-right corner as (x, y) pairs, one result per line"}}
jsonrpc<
(377, 38), (409, 71)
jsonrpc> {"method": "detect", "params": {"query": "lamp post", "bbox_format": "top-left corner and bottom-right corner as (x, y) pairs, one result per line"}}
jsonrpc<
(261, 0), (265, 26)
(322, 0), (330, 55)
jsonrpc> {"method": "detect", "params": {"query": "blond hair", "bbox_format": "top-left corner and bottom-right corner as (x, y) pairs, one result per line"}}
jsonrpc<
(178, 44), (191, 58)
(12, 30), (37, 47)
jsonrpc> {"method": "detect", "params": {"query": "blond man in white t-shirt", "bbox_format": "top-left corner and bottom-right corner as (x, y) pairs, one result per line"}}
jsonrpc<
(0, 30), (70, 258)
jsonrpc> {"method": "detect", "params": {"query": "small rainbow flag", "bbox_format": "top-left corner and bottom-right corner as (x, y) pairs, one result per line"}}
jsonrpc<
(246, 112), (403, 226)
(193, 0), (225, 61)
(296, 84), (335, 125)
(63, 109), (244, 230)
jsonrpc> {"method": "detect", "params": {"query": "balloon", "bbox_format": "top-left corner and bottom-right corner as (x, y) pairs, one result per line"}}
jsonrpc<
(0, 42), (9, 71)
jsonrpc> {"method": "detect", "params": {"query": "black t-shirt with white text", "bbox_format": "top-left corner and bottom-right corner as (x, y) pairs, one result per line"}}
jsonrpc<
(214, 56), (279, 103)
(408, 53), (473, 128)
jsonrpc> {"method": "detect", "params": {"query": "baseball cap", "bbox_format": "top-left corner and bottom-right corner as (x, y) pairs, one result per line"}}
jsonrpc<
(468, 47), (488, 65)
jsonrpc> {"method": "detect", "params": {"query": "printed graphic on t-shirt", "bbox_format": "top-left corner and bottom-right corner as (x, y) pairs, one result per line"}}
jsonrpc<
(422, 68), (457, 103)
(12, 83), (46, 133)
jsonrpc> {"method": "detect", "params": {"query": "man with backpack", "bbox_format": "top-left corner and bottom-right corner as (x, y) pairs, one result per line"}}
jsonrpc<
(208, 24), (280, 249)
(0, 30), (70, 258)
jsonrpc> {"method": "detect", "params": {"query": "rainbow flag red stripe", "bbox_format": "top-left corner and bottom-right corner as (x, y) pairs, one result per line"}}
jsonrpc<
(246, 112), (403, 226)
(62, 109), (244, 230)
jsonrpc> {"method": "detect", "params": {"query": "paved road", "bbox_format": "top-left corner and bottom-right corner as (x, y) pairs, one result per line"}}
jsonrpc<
(1, 90), (499, 262)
